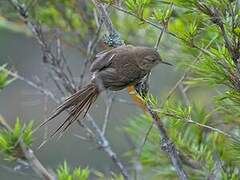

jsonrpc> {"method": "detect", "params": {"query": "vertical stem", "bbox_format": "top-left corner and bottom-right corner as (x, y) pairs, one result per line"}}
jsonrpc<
(87, 115), (130, 180)
(20, 142), (55, 180)
(147, 105), (188, 180)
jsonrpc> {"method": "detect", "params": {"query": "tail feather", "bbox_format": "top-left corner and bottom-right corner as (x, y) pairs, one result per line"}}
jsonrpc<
(40, 83), (99, 136)
(40, 87), (92, 127)
(83, 92), (98, 118)
(50, 87), (98, 136)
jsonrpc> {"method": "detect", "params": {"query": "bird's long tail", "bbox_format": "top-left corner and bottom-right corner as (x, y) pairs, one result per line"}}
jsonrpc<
(40, 83), (99, 136)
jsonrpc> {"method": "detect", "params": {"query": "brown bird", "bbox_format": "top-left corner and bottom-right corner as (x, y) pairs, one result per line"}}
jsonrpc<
(41, 45), (172, 135)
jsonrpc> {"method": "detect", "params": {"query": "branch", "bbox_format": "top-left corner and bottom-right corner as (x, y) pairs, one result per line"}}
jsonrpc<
(4, 69), (59, 103)
(102, 93), (114, 135)
(146, 104), (188, 180)
(91, 0), (123, 47)
(86, 114), (130, 180)
(20, 142), (54, 180)
(79, 21), (103, 87)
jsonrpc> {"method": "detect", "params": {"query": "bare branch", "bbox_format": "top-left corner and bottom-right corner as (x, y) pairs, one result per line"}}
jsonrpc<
(155, 28), (165, 50)
(91, 0), (123, 47)
(86, 114), (130, 180)
(154, 3), (173, 49)
(79, 22), (103, 87)
(136, 122), (154, 158)
(146, 104), (188, 180)
(178, 83), (190, 107)
(5, 68), (59, 103)
(20, 142), (55, 180)
(102, 93), (114, 135)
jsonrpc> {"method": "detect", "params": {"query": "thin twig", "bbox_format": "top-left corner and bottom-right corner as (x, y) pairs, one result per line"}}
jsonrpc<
(178, 83), (190, 107)
(86, 114), (130, 180)
(136, 122), (154, 158)
(164, 74), (186, 103)
(102, 93), (114, 135)
(163, 112), (233, 138)
(155, 27), (165, 49)
(56, 37), (76, 88)
(79, 22), (103, 87)
(5, 68), (59, 103)
(154, 3), (173, 49)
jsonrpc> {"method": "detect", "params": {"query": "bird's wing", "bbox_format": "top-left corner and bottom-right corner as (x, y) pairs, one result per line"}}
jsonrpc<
(90, 45), (134, 73)
(90, 50), (116, 73)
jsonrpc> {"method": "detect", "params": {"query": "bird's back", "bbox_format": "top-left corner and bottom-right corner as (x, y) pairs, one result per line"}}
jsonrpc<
(94, 45), (148, 90)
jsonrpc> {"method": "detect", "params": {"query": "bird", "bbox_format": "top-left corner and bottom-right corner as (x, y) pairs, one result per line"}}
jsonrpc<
(40, 45), (172, 136)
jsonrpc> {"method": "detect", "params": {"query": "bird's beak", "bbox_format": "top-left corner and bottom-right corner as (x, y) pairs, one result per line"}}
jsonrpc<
(161, 60), (173, 66)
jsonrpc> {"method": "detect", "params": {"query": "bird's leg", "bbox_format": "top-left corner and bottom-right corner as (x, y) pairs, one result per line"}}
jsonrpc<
(128, 73), (150, 112)
(135, 73), (150, 97)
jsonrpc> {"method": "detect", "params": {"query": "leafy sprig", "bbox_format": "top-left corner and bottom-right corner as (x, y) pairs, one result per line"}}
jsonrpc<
(0, 118), (33, 160)
(57, 161), (89, 180)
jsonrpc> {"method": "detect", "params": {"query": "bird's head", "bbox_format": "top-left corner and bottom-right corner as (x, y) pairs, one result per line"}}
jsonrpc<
(135, 47), (172, 71)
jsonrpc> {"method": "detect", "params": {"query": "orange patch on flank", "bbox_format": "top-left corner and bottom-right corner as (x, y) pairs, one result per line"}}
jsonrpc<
(127, 86), (148, 112)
